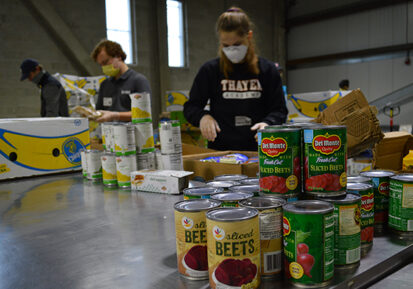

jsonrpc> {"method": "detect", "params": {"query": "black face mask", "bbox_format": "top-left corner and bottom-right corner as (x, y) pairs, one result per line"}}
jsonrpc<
(31, 70), (45, 86)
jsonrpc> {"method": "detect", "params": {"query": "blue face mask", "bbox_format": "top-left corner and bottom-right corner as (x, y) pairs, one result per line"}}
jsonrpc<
(222, 45), (248, 63)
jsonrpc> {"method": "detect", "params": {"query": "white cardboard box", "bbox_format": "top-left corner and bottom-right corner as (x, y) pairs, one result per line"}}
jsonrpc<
(0, 117), (90, 180)
(131, 169), (193, 194)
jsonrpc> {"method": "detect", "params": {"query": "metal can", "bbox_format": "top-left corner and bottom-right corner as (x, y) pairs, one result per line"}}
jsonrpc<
(101, 152), (117, 186)
(80, 150), (88, 178)
(206, 180), (241, 191)
(136, 151), (156, 170)
(211, 192), (254, 207)
(86, 150), (102, 181)
(304, 125), (347, 196)
(318, 194), (361, 268)
(277, 193), (300, 203)
(240, 177), (259, 186)
(101, 122), (115, 152)
(113, 123), (136, 156)
(229, 184), (260, 197)
(161, 153), (183, 170)
(183, 186), (224, 200)
(347, 176), (371, 184)
(346, 183), (374, 256)
(239, 197), (286, 279)
(283, 200), (335, 287)
(130, 92), (152, 123)
(258, 127), (301, 197)
(116, 155), (137, 188)
(206, 207), (261, 288)
(214, 174), (248, 182)
(134, 122), (155, 153)
(389, 174), (413, 238)
(174, 199), (221, 280)
(360, 170), (395, 233)
(159, 120), (182, 154)
(155, 149), (163, 170)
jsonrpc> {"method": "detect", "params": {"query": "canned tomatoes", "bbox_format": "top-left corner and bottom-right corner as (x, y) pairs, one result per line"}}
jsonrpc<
(214, 174), (248, 182)
(304, 125), (347, 196)
(101, 122), (115, 152)
(211, 192), (254, 207)
(318, 194), (361, 268)
(134, 122), (155, 154)
(115, 155), (137, 188)
(130, 92), (152, 123)
(283, 200), (335, 287)
(159, 120), (182, 154)
(229, 184), (260, 197)
(174, 199), (221, 280)
(346, 183), (374, 256)
(113, 123), (136, 156)
(258, 127), (301, 197)
(136, 151), (156, 170)
(239, 197), (286, 279)
(206, 207), (261, 288)
(347, 176), (371, 184)
(360, 170), (395, 233)
(183, 186), (224, 200)
(389, 174), (413, 238)
(101, 152), (117, 186)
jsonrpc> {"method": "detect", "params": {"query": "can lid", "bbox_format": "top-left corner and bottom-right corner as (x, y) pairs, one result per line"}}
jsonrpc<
(347, 176), (371, 183)
(214, 174), (248, 182)
(318, 193), (361, 204)
(239, 196), (286, 209)
(206, 180), (241, 188)
(174, 199), (221, 212)
(228, 184), (259, 193)
(283, 200), (334, 214)
(347, 182), (373, 191)
(211, 192), (254, 202)
(360, 170), (395, 178)
(206, 207), (259, 221)
(390, 174), (413, 182)
(240, 178), (259, 185)
(258, 127), (301, 133)
(319, 125), (346, 129)
(183, 186), (224, 196)
(286, 122), (324, 128)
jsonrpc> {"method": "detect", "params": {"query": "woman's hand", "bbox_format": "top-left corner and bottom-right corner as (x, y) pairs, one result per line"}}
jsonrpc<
(250, 122), (269, 141)
(96, 110), (120, 123)
(200, 115), (221, 141)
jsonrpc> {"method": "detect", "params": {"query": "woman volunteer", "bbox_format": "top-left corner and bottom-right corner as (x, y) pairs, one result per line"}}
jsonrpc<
(184, 7), (288, 151)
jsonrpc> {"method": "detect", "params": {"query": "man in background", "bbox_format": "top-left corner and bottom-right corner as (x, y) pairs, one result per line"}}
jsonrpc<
(19, 59), (69, 117)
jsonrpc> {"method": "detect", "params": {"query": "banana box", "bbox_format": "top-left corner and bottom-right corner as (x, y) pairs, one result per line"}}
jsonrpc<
(0, 117), (90, 180)
(165, 90), (189, 112)
(286, 90), (351, 121)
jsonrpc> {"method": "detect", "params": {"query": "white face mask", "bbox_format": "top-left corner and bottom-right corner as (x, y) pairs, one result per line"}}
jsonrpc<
(222, 45), (248, 64)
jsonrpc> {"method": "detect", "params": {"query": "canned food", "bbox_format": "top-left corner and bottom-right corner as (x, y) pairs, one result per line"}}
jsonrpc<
(174, 199), (221, 280)
(360, 170), (395, 233)
(346, 183), (374, 256)
(116, 155), (137, 187)
(183, 186), (224, 200)
(134, 122), (155, 153)
(211, 192), (254, 207)
(283, 200), (334, 287)
(101, 152), (117, 186)
(304, 125), (347, 196)
(80, 150), (88, 178)
(137, 151), (156, 170)
(347, 176), (371, 184)
(240, 177), (259, 186)
(239, 197), (286, 279)
(130, 92), (152, 123)
(214, 174), (248, 182)
(113, 123), (136, 156)
(161, 153), (183, 170)
(206, 207), (261, 288)
(389, 174), (413, 238)
(159, 120), (182, 154)
(318, 194), (361, 268)
(258, 127), (301, 197)
(229, 184), (260, 197)
(206, 180), (241, 190)
(101, 122), (115, 152)
(277, 193), (299, 203)
(86, 150), (102, 181)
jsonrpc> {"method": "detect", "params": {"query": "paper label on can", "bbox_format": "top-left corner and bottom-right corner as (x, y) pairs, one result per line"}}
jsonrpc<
(372, 177), (390, 225)
(116, 156), (135, 186)
(102, 155), (117, 184)
(207, 217), (261, 288)
(87, 152), (102, 178)
(131, 93), (152, 123)
(389, 179), (413, 231)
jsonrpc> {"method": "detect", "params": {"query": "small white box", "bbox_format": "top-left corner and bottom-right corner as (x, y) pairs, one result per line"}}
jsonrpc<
(131, 169), (193, 194)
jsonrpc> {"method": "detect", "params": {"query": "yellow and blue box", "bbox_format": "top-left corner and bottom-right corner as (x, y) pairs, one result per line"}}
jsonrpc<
(0, 117), (90, 180)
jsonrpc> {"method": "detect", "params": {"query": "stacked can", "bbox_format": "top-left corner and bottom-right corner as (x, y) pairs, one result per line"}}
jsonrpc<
(101, 122), (116, 152)
(130, 92), (156, 170)
(86, 150), (102, 182)
(159, 120), (183, 170)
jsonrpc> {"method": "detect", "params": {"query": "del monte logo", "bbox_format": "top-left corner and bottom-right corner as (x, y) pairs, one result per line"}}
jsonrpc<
(361, 193), (374, 211)
(283, 217), (291, 236)
(213, 226), (225, 240)
(261, 137), (287, 157)
(312, 133), (341, 155)
(378, 182), (390, 195)
(181, 217), (194, 229)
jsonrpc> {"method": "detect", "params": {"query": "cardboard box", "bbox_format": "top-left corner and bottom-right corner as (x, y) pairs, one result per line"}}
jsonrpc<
(373, 131), (413, 172)
(182, 143), (214, 155)
(314, 89), (384, 158)
(130, 169), (193, 194)
(0, 117), (90, 180)
(183, 151), (258, 181)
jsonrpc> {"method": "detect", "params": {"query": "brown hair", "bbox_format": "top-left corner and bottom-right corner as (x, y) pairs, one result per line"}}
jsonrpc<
(216, 7), (259, 78)
(91, 39), (127, 62)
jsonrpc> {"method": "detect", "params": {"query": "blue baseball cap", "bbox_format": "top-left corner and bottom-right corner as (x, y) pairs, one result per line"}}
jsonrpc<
(20, 58), (39, 81)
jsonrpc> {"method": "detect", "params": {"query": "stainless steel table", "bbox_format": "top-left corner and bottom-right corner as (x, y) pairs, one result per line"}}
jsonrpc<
(0, 173), (411, 289)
